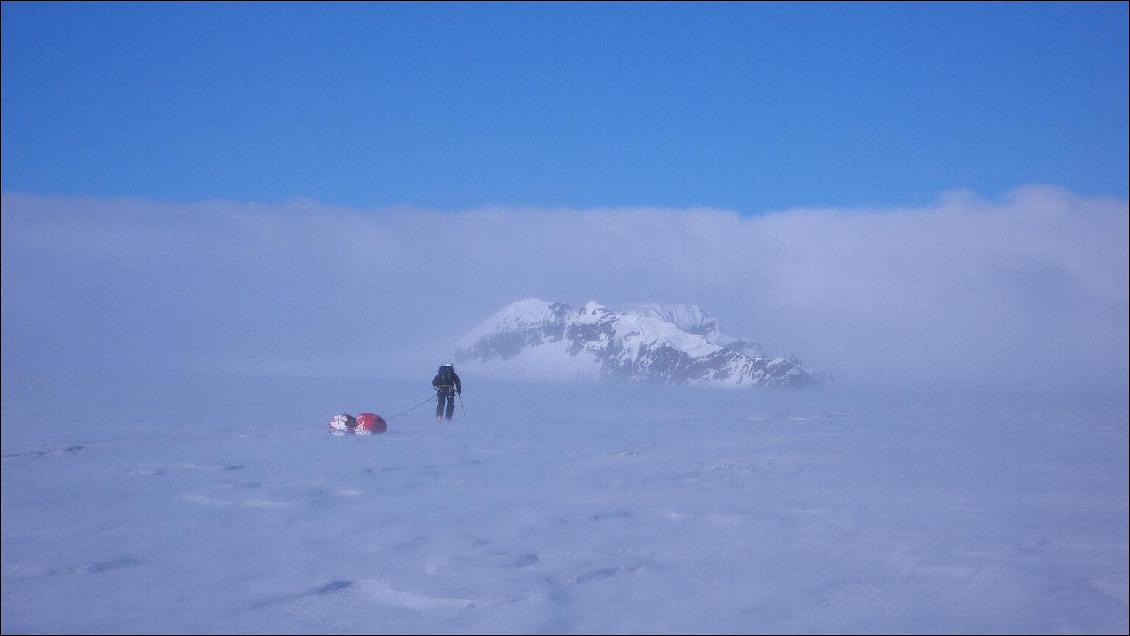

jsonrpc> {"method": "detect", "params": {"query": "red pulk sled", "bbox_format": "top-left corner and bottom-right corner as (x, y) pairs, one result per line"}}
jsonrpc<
(329, 412), (386, 436)
(355, 412), (387, 434)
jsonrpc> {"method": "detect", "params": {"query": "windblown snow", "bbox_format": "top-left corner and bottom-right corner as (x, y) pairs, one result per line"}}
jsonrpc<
(2, 374), (1126, 634)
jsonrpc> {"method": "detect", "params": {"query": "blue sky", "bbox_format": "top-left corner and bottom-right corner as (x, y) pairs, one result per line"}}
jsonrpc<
(2, 2), (1127, 212)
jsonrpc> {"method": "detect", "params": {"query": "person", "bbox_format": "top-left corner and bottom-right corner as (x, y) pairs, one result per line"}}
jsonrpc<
(432, 363), (462, 420)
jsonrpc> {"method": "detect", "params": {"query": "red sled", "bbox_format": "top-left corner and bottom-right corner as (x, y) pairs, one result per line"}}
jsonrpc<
(355, 412), (387, 434)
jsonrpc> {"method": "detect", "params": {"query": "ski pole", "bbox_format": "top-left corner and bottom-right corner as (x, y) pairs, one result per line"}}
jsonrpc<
(458, 393), (467, 417)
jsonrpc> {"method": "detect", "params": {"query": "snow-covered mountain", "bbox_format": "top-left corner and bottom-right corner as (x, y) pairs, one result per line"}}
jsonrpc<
(454, 299), (815, 387)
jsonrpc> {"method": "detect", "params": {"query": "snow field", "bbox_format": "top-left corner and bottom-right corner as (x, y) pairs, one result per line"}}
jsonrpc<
(3, 378), (1127, 633)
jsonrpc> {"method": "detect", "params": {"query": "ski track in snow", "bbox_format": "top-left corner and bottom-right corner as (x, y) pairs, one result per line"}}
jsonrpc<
(2, 381), (1127, 634)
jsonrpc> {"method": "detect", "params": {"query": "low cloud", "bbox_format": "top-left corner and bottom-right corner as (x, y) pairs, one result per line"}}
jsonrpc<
(2, 186), (1126, 392)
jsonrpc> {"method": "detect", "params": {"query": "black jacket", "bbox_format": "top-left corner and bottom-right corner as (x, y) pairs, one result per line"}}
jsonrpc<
(432, 370), (462, 395)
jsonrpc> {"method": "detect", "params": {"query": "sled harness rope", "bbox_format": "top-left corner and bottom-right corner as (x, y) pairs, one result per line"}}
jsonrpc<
(387, 393), (438, 421)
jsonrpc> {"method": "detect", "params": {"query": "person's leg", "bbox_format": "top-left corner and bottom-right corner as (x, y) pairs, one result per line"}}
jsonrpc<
(445, 395), (455, 419)
(435, 392), (444, 419)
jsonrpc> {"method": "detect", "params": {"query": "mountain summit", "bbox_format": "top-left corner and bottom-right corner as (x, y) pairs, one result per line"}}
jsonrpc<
(454, 299), (815, 387)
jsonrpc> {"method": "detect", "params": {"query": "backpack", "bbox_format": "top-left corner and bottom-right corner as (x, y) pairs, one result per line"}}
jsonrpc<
(438, 365), (454, 383)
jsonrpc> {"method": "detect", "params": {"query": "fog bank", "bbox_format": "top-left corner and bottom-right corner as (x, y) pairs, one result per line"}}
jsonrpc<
(3, 186), (1126, 392)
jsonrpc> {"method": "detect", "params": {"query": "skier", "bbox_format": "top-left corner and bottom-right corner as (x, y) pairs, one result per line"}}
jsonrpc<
(432, 363), (462, 421)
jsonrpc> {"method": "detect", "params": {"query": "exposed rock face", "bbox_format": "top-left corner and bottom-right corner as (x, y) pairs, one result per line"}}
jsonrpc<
(455, 299), (816, 388)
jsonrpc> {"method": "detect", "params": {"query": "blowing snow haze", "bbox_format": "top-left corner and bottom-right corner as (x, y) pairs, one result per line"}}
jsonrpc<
(3, 4), (1128, 633)
(2, 186), (1126, 393)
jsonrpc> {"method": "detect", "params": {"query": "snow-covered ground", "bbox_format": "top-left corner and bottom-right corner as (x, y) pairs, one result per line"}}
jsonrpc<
(2, 373), (1127, 634)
